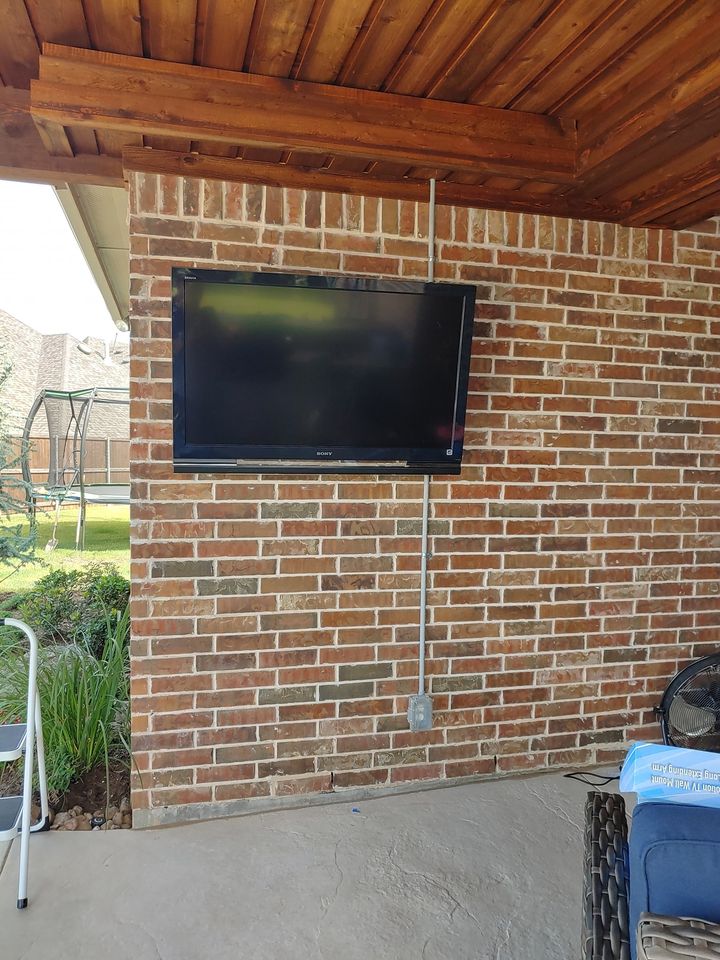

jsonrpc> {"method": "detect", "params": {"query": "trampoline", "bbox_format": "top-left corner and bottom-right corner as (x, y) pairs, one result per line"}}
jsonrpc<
(21, 387), (130, 550)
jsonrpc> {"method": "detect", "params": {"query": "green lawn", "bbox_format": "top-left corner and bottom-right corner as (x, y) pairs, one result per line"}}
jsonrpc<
(1, 504), (130, 593)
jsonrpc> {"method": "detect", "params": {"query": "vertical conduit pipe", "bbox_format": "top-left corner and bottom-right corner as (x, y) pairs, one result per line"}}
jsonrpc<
(417, 179), (436, 697)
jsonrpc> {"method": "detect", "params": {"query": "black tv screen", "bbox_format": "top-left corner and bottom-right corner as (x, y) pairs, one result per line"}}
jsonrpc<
(172, 269), (475, 474)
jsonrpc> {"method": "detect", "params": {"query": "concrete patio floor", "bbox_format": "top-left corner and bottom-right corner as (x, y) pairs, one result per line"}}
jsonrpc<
(0, 771), (608, 960)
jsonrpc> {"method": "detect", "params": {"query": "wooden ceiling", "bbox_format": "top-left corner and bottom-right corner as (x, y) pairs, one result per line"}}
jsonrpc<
(1, 0), (719, 228)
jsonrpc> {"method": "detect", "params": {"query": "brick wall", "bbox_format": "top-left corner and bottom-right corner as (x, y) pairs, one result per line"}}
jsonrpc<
(128, 171), (720, 824)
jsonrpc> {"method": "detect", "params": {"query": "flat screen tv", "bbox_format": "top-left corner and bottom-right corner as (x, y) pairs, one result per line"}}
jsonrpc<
(172, 268), (476, 475)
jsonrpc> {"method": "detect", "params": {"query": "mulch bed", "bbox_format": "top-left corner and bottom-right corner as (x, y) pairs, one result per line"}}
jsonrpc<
(57, 759), (130, 814)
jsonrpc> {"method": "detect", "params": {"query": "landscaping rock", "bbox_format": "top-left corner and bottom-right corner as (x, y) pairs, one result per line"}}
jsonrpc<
(47, 794), (132, 831)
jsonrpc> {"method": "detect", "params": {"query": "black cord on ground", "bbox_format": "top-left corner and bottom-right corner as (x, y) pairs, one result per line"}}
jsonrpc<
(563, 770), (620, 787)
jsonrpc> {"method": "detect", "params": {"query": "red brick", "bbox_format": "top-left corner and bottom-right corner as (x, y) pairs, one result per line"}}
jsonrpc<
(129, 173), (716, 816)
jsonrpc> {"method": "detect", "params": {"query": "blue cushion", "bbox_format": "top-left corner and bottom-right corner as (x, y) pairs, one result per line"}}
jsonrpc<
(629, 801), (720, 959)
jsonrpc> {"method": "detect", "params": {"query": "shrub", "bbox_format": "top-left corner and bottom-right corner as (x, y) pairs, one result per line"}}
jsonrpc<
(0, 605), (130, 797)
(14, 564), (129, 657)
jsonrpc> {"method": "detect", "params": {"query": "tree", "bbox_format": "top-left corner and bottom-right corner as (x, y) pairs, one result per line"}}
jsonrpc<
(0, 361), (35, 570)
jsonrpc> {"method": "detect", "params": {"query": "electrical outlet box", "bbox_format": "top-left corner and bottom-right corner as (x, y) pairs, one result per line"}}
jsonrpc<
(408, 693), (433, 732)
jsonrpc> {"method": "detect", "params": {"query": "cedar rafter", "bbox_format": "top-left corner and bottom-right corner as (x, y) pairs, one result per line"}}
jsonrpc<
(0, 87), (122, 186)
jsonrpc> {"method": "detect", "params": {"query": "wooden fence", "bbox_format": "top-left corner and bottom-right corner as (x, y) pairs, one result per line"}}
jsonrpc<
(6, 436), (129, 485)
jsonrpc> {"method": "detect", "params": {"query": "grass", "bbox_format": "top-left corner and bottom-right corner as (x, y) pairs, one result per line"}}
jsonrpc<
(0, 504), (130, 593)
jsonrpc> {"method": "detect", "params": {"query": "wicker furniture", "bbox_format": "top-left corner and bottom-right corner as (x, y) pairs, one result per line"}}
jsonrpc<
(583, 792), (720, 960)
(637, 915), (720, 960)
(583, 792), (631, 960)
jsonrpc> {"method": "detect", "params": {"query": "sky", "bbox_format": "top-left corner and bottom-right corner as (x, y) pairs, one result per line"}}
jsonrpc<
(0, 180), (119, 342)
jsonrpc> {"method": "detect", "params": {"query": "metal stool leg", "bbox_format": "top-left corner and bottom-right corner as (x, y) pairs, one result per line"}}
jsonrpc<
(2, 618), (46, 908)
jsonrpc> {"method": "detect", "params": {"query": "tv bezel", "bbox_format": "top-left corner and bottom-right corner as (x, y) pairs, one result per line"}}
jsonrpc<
(171, 268), (476, 475)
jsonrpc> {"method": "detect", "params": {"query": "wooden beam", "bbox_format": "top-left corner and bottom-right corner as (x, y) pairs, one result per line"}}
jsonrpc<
(122, 146), (629, 223)
(0, 87), (123, 186)
(31, 43), (577, 183)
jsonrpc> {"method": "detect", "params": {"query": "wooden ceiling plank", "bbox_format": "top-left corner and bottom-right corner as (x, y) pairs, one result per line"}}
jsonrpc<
(194, 0), (256, 70)
(607, 130), (720, 205)
(123, 145), (628, 222)
(245, 0), (315, 76)
(519, 181), (563, 196)
(24, 0), (90, 47)
(280, 149), (329, 168)
(187, 141), (238, 158)
(335, 0), (435, 91)
(381, 0), (491, 95)
(66, 125), (99, 155)
(83, 0), (143, 55)
(290, 0), (329, 78)
(617, 138), (720, 225)
(510, 0), (675, 112)
(628, 177), (720, 228)
(324, 156), (373, 175)
(428, 0), (556, 103)
(0, 1), (40, 88)
(579, 49), (720, 178)
(141, 0), (198, 63)
(478, 175), (523, 191)
(469, 0), (619, 108)
(557, 0), (713, 121)
(291, 0), (374, 83)
(651, 189), (720, 231)
(65, 127), (98, 156)
(144, 134), (190, 152)
(574, 113), (718, 204)
(32, 46), (576, 181)
(95, 129), (143, 158)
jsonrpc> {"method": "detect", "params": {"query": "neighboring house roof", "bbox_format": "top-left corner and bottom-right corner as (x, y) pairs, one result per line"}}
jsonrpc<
(0, 309), (128, 438)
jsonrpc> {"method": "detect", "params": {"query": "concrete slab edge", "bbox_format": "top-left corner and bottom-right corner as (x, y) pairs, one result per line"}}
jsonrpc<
(132, 763), (611, 829)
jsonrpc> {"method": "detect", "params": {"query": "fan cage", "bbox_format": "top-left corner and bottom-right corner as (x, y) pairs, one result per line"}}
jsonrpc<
(657, 653), (720, 752)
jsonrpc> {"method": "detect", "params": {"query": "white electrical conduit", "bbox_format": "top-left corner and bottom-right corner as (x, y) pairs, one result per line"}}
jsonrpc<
(417, 178), (436, 697)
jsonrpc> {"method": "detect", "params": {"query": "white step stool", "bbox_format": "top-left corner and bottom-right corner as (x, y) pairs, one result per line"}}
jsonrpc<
(0, 618), (49, 908)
